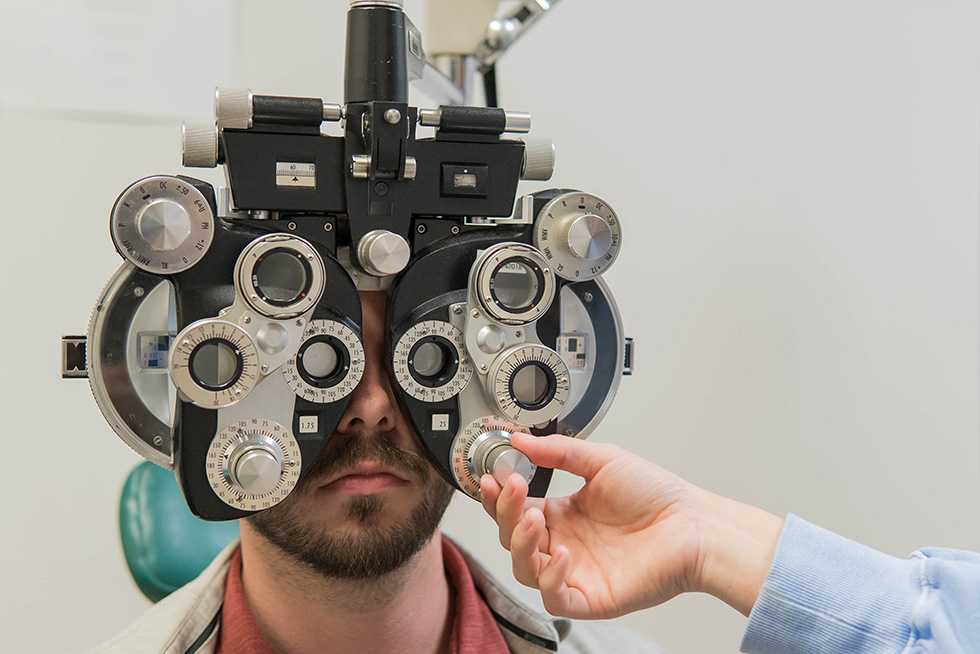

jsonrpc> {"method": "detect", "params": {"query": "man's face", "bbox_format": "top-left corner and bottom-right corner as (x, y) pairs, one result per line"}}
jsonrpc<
(247, 291), (455, 578)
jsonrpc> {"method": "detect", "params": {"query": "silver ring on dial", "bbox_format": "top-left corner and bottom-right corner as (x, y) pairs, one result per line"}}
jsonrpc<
(487, 344), (571, 424)
(282, 320), (365, 403)
(450, 416), (524, 499)
(206, 419), (301, 511)
(393, 321), (473, 402)
(169, 320), (259, 408)
(533, 192), (622, 281)
(236, 234), (326, 319)
(474, 243), (555, 325)
(110, 176), (214, 275)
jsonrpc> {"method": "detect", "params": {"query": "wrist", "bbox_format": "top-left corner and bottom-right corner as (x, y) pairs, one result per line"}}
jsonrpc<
(693, 491), (784, 616)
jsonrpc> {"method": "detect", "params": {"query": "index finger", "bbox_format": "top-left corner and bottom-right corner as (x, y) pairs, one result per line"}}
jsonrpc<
(509, 432), (616, 481)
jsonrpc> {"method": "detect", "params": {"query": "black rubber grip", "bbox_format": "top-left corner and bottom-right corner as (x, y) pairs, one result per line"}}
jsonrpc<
(252, 96), (324, 127)
(438, 106), (507, 135)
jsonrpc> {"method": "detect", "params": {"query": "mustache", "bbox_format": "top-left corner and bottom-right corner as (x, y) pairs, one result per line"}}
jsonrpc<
(302, 432), (431, 487)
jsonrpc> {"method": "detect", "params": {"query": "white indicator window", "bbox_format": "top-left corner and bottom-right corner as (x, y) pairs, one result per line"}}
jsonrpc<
(138, 332), (172, 370)
(558, 333), (589, 370)
(453, 173), (478, 188)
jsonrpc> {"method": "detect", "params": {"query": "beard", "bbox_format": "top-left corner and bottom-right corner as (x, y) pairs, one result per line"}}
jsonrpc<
(246, 432), (455, 579)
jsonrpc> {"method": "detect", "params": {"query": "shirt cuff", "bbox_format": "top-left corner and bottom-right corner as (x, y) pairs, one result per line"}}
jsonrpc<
(740, 514), (920, 654)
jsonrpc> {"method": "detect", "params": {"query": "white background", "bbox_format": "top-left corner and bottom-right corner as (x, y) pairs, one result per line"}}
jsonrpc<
(2, 1), (979, 652)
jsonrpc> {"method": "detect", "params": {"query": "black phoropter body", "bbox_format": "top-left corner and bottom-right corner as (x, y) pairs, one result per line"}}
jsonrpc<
(71, 0), (631, 520)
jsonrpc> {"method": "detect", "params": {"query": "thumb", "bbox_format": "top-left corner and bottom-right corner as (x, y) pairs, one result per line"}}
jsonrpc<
(509, 432), (617, 481)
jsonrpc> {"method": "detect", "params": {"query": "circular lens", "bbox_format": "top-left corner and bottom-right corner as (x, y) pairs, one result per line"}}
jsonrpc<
(412, 341), (446, 378)
(252, 249), (310, 306)
(491, 259), (540, 310)
(189, 339), (243, 391)
(301, 341), (340, 379)
(297, 335), (351, 388)
(407, 335), (460, 388)
(509, 361), (556, 410)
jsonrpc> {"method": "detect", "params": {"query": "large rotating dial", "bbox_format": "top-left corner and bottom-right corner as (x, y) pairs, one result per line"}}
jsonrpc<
(110, 176), (214, 274)
(393, 321), (473, 402)
(533, 192), (621, 281)
(206, 419), (301, 511)
(487, 344), (571, 425)
(451, 416), (535, 499)
(170, 320), (259, 408)
(283, 320), (364, 403)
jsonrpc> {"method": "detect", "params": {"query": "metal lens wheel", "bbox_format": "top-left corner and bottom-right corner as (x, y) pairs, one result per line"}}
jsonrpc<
(474, 243), (555, 325)
(282, 320), (364, 403)
(236, 234), (326, 319)
(486, 344), (570, 425)
(393, 321), (473, 402)
(170, 320), (259, 408)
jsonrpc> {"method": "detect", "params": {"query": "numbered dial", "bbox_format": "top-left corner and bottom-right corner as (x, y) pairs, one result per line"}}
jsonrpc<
(170, 320), (259, 408)
(206, 419), (301, 511)
(533, 192), (621, 281)
(451, 416), (526, 499)
(110, 175), (214, 274)
(283, 320), (364, 403)
(393, 321), (473, 402)
(487, 344), (570, 425)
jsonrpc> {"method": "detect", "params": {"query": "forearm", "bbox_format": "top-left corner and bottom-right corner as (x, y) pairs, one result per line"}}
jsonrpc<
(693, 490), (784, 616)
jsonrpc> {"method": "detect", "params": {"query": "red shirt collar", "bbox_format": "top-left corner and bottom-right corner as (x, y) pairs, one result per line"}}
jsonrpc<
(215, 536), (510, 654)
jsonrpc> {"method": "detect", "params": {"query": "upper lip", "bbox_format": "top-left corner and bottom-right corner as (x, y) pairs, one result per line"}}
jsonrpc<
(321, 462), (410, 487)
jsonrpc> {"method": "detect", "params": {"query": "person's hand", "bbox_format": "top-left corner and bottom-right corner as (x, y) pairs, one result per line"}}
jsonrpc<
(480, 433), (784, 619)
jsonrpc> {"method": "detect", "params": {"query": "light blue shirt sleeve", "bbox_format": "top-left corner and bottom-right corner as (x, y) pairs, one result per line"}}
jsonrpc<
(740, 514), (980, 654)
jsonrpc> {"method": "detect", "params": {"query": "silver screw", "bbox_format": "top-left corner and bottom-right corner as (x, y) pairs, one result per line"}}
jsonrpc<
(133, 287), (145, 298)
(515, 330), (523, 338)
(288, 221), (297, 231)
(243, 316), (251, 324)
(451, 225), (460, 235)
(417, 224), (427, 234)
(480, 364), (488, 372)
(564, 429), (575, 436)
(471, 309), (480, 318)
(452, 305), (463, 315)
(235, 389), (242, 395)
(261, 364), (269, 373)
(384, 108), (401, 124)
(182, 339), (190, 347)
(153, 435), (164, 446)
(296, 319), (304, 327)
(583, 292), (593, 303)
(324, 223), (333, 232)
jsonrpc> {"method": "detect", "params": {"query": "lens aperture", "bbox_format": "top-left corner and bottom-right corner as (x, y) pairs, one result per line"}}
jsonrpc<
(491, 260), (541, 310)
(509, 361), (556, 410)
(190, 339), (243, 391)
(301, 341), (341, 379)
(252, 249), (311, 306)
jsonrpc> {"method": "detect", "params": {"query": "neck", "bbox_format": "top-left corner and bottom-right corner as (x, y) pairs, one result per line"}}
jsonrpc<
(239, 525), (454, 654)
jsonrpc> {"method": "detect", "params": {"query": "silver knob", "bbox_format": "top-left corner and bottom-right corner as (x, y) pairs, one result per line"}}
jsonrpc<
(136, 200), (192, 251)
(223, 435), (286, 496)
(564, 213), (612, 261)
(181, 122), (218, 168)
(468, 430), (536, 487)
(357, 229), (411, 276)
(214, 87), (253, 129)
(520, 137), (555, 181)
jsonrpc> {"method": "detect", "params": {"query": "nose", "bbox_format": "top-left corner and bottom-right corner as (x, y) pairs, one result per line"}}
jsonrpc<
(334, 291), (400, 436)
(334, 348), (398, 435)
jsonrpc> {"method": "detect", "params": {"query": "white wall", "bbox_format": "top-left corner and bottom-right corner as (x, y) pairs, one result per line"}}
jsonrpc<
(2, 1), (978, 652)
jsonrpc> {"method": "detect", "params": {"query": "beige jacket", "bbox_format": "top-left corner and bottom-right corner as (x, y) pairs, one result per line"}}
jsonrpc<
(84, 539), (667, 654)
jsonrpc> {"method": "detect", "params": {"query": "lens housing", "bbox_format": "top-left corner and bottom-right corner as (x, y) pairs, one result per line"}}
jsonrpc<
(236, 234), (325, 319)
(474, 243), (555, 325)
